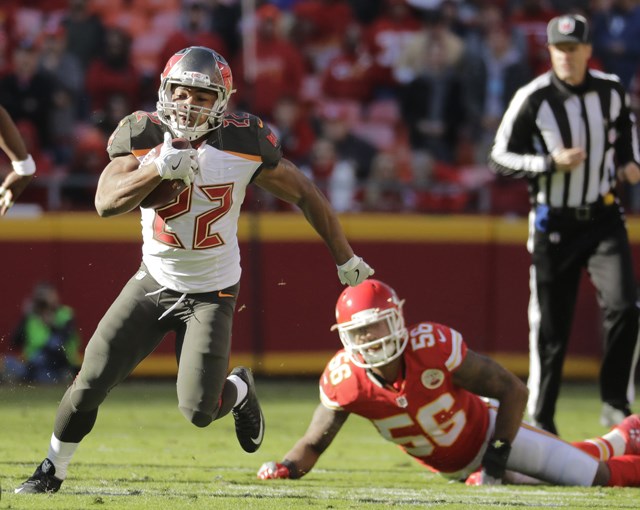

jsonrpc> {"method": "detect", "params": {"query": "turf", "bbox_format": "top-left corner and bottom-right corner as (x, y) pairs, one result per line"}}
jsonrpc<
(0, 378), (637, 509)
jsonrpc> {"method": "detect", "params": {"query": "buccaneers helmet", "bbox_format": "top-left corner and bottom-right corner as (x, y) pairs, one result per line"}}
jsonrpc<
(156, 46), (234, 141)
(332, 279), (408, 368)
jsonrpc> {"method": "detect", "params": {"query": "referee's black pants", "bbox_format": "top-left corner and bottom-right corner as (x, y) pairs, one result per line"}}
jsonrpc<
(527, 205), (639, 432)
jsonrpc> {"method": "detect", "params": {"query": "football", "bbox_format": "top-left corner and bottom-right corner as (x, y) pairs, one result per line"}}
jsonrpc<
(140, 179), (187, 209)
(140, 137), (191, 209)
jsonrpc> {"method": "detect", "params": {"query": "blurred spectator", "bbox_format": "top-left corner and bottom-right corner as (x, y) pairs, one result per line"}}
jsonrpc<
(4, 281), (81, 384)
(290, 0), (355, 72)
(233, 4), (306, 122)
(509, 0), (558, 76)
(362, 151), (411, 212)
(0, 40), (58, 156)
(85, 26), (140, 126)
(61, 0), (106, 71)
(62, 123), (106, 209)
(300, 138), (358, 212)
(38, 24), (85, 164)
(592, 0), (640, 90)
(320, 23), (376, 103)
(394, 8), (466, 85)
(364, 0), (422, 97)
(463, 25), (531, 165)
(270, 95), (316, 166)
(156, 0), (229, 91)
(348, 0), (385, 24)
(210, 0), (242, 59)
(318, 101), (378, 182)
(398, 32), (466, 164)
(464, 3), (528, 64)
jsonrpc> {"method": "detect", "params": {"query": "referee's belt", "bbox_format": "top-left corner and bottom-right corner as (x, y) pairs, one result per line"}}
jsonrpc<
(546, 193), (617, 221)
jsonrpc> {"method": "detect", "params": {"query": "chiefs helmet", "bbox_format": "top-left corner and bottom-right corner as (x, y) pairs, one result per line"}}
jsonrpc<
(156, 46), (235, 141)
(332, 279), (408, 368)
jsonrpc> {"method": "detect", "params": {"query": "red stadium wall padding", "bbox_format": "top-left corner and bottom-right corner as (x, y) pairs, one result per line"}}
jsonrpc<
(0, 213), (629, 377)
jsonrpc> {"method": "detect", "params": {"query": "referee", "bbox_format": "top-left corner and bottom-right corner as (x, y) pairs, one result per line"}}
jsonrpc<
(489, 14), (640, 434)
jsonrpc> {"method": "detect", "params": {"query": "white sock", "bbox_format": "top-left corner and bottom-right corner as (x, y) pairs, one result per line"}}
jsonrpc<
(46, 433), (79, 480)
(602, 429), (627, 457)
(227, 375), (248, 407)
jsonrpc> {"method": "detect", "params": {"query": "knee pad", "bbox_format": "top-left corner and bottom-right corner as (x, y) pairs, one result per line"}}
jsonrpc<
(179, 406), (214, 428)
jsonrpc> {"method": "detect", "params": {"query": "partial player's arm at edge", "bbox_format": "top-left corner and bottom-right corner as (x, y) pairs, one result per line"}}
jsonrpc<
(95, 154), (163, 217)
(257, 404), (349, 479)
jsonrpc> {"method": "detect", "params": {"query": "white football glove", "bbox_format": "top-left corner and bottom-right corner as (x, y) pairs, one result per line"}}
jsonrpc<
(337, 255), (374, 286)
(153, 132), (198, 185)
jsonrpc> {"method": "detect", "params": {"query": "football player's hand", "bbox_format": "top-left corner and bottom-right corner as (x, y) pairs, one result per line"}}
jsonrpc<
(337, 255), (375, 286)
(0, 172), (34, 216)
(154, 132), (198, 185)
(481, 439), (511, 482)
(257, 461), (291, 480)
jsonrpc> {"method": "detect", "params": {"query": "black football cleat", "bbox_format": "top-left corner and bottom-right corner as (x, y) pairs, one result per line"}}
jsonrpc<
(15, 458), (63, 494)
(230, 367), (265, 453)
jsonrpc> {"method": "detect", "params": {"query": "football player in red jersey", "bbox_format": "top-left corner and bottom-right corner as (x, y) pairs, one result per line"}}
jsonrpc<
(258, 279), (640, 487)
(15, 46), (374, 495)
(0, 105), (36, 215)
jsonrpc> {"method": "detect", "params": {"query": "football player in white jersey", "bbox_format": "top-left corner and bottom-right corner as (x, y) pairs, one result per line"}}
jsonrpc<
(258, 279), (640, 487)
(0, 105), (36, 215)
(15, 46), (374, 495)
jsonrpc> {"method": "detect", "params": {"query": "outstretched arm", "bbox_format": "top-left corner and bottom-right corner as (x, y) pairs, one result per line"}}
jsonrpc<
(0, 106), (35, 215)
(254, 158), (374, 285)
(257, 404), (349, 479)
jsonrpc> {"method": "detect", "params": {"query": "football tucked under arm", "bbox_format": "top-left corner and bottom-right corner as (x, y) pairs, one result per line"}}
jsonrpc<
(139, 136), (193, 209)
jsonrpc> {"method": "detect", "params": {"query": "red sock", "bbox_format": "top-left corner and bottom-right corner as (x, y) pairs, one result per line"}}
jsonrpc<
(572, 439), (614, 460)
(606, 455), (640, 487)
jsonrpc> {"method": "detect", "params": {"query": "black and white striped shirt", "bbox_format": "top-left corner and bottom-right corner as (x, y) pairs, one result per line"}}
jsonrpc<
(489, 69), (640, 208)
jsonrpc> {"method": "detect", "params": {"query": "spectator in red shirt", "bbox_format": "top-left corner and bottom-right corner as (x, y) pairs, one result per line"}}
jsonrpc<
(290, 0), (355, 72)
(321, 23), (375, 103)
(232, 4), (305, 122)
(364, 0), (422, 96)
(85, 26), (141, 122)
(270, 95), (316, 166)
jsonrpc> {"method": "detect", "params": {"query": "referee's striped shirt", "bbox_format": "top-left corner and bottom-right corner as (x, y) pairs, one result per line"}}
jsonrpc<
(489, 70), (640, 208)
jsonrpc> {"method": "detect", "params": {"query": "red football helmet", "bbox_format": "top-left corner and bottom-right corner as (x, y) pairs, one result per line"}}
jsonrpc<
(156, 46), (235, 141)
(332, 279), (408, 368)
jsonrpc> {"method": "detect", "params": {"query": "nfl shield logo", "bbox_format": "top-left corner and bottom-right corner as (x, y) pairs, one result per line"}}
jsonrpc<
(558, 17), (575, 35)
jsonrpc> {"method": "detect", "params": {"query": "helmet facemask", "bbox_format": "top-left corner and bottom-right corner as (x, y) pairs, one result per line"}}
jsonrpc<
(156, 47), (234, 141)
(335, 307), (408, 368)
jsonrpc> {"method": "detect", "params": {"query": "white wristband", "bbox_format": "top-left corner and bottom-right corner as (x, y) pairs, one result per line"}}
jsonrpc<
(12, 154), (36, 176)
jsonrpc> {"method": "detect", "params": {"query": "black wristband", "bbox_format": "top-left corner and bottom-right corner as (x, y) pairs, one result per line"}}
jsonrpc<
(282, 459), (300, 479)
(481, 438), (511, 479)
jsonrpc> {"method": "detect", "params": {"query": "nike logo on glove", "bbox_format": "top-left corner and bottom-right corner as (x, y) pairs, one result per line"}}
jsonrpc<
(218, 291), (235, 298)
(354, 269), (360, 281)
(171, 157), (183, 170)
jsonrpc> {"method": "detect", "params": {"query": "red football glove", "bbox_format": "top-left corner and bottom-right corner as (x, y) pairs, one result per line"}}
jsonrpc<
(257, 461), (291, 480)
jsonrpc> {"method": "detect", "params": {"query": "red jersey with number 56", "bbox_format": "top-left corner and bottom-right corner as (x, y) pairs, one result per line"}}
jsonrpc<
(107, 110), (282, 293)
(319, 322), (489, 474)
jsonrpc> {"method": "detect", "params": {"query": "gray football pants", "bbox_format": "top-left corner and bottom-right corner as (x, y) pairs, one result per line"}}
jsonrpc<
(53, 264), (240, 443)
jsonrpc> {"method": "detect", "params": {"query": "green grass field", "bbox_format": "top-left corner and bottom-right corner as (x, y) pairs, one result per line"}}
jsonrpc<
(0, 378), (638, 509)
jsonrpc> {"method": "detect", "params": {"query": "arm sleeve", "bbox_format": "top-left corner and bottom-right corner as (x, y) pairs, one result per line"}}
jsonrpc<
(612, 83), (640, 166)
(488, 88), (554, 178)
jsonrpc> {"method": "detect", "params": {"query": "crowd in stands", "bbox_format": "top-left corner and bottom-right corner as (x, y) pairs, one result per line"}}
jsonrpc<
(1, 0), (640, 215)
